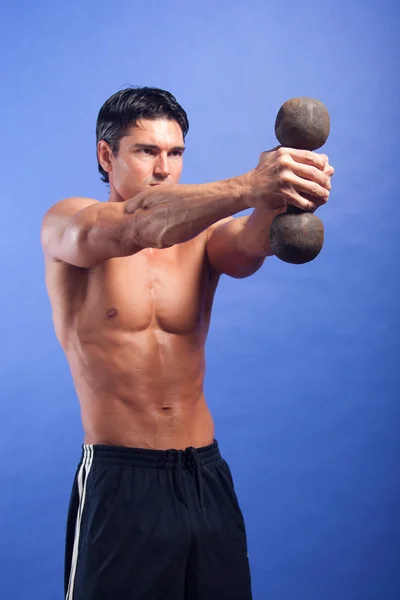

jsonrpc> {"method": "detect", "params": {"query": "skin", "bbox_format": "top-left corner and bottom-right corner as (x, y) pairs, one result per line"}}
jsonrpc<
(42, 117), (334, 450)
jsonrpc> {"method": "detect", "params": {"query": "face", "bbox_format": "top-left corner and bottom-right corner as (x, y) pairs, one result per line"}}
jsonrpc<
(98, 118), (185, 201)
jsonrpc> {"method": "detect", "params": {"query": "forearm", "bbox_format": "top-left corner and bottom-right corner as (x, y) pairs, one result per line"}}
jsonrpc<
(60, 178), (251, 265)
(235, 206), (284, 257)
(122, 178), (250, 250)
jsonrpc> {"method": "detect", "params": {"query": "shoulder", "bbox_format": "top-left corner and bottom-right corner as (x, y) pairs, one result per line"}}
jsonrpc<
(41, 196), (100, 241)
(42, 196), (100, 223)
(41, 197), (101, 263)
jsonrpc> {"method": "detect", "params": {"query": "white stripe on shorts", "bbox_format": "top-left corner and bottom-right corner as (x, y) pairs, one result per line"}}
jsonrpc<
(65, 445), (94, 600)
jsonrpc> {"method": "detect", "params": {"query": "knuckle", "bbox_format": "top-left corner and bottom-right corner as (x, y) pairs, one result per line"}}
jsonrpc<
(305, 150), (314, 163)
(311, 152), (323, 168)
(279, 168), (291, 185)
(278, 156), (291, 170)
(311, 182), (328, 200)
(319, 172), (329, 187)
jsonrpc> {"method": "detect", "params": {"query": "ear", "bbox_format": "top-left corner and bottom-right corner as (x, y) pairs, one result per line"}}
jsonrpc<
(97, 140), (113, 176)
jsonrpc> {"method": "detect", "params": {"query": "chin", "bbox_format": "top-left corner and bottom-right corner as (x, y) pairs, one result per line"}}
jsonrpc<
(122, 183), (147, 199)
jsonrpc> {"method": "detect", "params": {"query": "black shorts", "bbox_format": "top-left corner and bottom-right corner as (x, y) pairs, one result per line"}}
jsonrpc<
(64, 440), (252, 599)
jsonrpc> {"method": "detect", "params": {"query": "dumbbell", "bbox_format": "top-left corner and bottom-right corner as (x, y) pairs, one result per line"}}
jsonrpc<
(269, 97), (330, 264)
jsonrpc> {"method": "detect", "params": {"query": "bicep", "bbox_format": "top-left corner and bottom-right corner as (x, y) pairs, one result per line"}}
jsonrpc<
(206, 217), (266, 279)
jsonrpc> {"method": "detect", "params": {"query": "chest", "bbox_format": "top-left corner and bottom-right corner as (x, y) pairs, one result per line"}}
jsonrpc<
(80, 243), (219, 334)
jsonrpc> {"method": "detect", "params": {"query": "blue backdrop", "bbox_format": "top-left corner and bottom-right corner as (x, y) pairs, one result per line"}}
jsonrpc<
(1, 1), (399, 598)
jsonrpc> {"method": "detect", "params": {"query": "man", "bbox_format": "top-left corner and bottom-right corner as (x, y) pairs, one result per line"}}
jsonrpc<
(41, 87), (333, 600)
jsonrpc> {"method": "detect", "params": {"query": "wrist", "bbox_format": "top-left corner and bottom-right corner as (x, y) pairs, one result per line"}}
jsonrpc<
(232, 174), (253, 211)
(235, 205), (283, 258)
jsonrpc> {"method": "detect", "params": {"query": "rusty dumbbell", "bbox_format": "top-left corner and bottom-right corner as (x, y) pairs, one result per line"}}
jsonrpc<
(269, 97), (331, 264)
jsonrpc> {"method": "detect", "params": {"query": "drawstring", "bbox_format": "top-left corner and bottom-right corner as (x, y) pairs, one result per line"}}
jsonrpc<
(160, 447), (205, 511)
(176, 450), (185, 506)
(161, 450), (186, 506)
(188, 447), (205, 511)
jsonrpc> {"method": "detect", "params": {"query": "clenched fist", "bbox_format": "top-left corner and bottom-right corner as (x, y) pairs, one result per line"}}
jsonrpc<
(245, 146), (334, 213)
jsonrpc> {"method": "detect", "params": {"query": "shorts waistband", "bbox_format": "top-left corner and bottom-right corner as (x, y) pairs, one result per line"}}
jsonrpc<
(80, 439), (221, 469)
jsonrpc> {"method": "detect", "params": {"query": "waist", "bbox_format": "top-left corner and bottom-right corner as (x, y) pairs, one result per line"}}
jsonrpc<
(81, 394), (215, 450)
(79, 439), (221, 469)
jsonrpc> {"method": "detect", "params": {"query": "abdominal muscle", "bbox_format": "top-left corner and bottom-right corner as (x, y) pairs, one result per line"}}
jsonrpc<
(55, 244), (218, 451)
(66, 327), (215, 450)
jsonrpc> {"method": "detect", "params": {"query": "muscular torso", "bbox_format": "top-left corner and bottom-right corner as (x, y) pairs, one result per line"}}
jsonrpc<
(45, 230), (221, 450)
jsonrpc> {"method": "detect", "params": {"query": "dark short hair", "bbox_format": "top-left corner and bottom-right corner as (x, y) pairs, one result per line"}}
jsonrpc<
(96, 86), (189, 183)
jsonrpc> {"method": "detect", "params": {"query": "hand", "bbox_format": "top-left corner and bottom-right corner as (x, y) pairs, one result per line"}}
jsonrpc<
(245, 147), (334, 212)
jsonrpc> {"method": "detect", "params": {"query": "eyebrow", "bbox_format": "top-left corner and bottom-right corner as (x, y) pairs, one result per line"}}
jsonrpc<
(129, 143), (186, 152)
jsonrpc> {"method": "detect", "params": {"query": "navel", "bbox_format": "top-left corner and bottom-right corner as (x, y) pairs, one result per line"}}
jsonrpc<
(106, 307), (118, 318)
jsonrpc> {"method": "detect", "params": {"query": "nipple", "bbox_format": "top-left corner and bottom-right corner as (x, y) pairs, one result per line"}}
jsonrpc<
(106, 308), (118, 318)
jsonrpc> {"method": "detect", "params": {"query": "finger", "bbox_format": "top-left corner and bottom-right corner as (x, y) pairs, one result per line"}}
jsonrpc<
(286, 188), (319, 212)
(324, 164), (335, 177)
(291, 162), (331, 190)
(274, 205), (288, 216)
(286, 148), (327, 171)
(320, 153), (329, 169)
(288, 173), (330, 203)
(260, 145), (281, 158)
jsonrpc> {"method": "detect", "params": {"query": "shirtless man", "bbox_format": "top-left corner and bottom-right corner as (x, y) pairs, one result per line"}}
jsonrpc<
(41, 87), (333, 600)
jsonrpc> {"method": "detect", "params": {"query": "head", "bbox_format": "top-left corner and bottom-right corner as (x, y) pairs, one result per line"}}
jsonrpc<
(96, 87), (189, 201)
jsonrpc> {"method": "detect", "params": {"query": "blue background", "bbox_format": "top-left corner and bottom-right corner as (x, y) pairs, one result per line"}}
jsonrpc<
(1, 1), (399, 598)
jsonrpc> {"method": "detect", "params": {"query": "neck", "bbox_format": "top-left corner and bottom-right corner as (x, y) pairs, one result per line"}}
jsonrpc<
(107, 187), (124, 203)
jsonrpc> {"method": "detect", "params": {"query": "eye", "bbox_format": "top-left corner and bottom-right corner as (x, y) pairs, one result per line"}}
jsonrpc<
(138, 148), (154, 155)
(170, 150), (183, 157)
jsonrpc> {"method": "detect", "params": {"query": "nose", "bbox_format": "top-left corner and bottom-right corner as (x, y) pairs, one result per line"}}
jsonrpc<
(153, 153), (170, 179)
